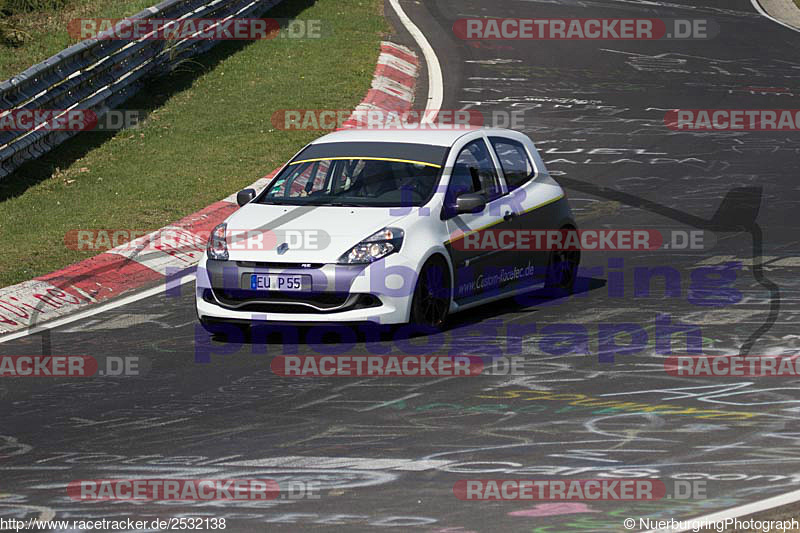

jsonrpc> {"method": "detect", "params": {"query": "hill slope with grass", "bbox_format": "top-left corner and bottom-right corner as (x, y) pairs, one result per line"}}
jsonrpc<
(0, 0), (156, 79)
(0, 0), (389, 287)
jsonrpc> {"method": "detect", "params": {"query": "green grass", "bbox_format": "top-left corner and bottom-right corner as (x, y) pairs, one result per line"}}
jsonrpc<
(0, 0), (154, 79)
(0, 0), (389, 287)
(3, 0), (70, 12)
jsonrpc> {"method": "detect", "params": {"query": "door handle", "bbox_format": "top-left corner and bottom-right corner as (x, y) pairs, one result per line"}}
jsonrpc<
(504, 211), (516, 222)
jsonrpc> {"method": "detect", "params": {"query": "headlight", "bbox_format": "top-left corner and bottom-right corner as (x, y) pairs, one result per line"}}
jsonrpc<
(338, 227), (404, 264)
(208, 222), (228, 261)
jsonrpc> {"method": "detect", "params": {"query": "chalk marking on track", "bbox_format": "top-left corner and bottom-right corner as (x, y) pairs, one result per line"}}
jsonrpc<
(0, 275), (195, 344)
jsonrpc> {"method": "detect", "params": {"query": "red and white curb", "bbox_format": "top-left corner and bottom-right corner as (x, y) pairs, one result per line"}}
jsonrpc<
(0, 41), (418, 336)
(342, 42), (418, 128)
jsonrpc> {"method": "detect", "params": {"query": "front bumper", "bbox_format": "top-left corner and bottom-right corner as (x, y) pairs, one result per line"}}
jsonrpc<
(195, 254), (417, 324)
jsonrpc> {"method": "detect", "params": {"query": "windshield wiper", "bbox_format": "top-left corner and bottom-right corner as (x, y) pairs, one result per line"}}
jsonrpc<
(300, 200), (364, 207)
(258, 199), (362, 207)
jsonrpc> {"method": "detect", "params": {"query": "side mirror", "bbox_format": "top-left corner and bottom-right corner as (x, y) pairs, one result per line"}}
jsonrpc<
(455, 192), (486, 215)
(236, 188), (256, 207)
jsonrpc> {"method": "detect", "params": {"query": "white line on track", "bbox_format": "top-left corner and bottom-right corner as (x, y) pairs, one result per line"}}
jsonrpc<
(646, 488), (800, 532)
(387, 0), (444, 122)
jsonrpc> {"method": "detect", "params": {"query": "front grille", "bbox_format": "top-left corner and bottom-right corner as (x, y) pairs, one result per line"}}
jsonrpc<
(219, 289), (350, 308)
(236, 261), (324, 269)
(205, 289), (380, 314)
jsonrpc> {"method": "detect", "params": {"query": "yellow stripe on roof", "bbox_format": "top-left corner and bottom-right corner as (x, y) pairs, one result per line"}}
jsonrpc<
(289, 157), (442, 168)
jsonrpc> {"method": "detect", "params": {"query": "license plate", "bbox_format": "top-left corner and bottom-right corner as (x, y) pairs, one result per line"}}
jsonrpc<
(250, 274), (308, 291)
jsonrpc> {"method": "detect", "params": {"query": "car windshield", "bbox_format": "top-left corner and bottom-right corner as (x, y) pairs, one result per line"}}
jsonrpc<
(258, 157), (442, 207)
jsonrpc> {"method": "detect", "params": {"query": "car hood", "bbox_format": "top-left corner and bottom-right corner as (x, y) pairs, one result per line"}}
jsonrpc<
(223, 203), (411, 263)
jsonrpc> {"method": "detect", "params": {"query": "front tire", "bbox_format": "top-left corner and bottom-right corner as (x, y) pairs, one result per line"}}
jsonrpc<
(409, 257), (451, 329)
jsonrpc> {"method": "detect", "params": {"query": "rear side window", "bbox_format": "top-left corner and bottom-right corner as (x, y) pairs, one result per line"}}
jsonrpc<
(490, 137), (535, 192)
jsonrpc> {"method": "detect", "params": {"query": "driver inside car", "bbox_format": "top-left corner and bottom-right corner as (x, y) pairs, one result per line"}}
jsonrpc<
(350, 160), (397, 197)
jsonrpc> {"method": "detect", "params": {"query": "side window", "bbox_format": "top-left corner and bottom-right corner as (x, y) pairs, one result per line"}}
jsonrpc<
(288, 162), (317, 196)
(268, 160), (331, 198)
(489, 137), (534, 192)
(446, 139), (502, 207)
(298, 159), (330, 193)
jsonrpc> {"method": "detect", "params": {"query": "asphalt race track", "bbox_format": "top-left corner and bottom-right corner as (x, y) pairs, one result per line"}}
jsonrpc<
(2, 0), (800, 531)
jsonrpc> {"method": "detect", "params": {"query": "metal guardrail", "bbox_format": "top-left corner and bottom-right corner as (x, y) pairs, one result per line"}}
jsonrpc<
(0, 0), (283, 179)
